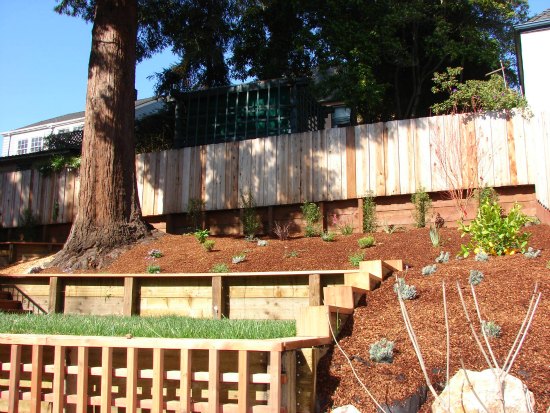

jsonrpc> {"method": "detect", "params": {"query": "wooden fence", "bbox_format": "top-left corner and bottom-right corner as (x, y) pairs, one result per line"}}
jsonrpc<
(0, 334), (326, 413)
(1, 111), (548, 229)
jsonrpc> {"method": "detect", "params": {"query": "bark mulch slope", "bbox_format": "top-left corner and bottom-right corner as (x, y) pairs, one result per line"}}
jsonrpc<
(3, 225), (549, 411)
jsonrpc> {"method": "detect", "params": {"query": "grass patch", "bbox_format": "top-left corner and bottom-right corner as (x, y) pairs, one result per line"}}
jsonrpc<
(0, 313), (296, 339)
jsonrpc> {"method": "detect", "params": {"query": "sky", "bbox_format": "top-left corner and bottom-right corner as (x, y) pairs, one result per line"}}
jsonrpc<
(0, 0), (549, 154)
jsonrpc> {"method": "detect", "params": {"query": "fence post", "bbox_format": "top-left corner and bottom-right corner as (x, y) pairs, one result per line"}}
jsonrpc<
(48, 277), (64, 313)
(212, 276), (227, 319)
(123, 276), (139, 316)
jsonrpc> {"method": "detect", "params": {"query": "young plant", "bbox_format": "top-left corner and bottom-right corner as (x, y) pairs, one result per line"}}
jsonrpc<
(523, 247), (541, 259)
(273, 221), (291, 241)
(240, 191), (260, 240)
(474, 251), (489, 262)
(194, 228), (209, 244)
(369, 338), (394, 363)
(468, 269), (484, 286)
(257, 239), (268, 247)
(362, 191), (377, 233)
(459, 198), (532, 257)
(411, 187), (431, 228)
(422, 264), (437, 276)
(435, 251), (450, 263)
(146, 264), (161, 274)
(332, 214), (353, 235)
(210, 263), (229, 273)
(481, 320), (502, 338)
(358, 236), (375, 249)
(232, 253), (246, 264)
(285, 250), (299, 258)
(393, 278), (417, 300)
(321, 231), (336, 242)
(147, 249), (163, 259)
(301, 201), (322, 237)
(429, 226), (440, 247)
(349, 251), (365, 267)
(202, 239), (215, 252)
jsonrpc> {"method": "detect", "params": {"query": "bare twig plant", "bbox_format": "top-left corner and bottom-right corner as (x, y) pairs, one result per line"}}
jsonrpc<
(272, 221), (291, 241)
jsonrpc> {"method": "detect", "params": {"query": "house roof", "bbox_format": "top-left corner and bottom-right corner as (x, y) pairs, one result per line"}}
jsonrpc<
(515, 8), (550, 32)
(527, 8), (550, 23)
(14, 97), (161, 131)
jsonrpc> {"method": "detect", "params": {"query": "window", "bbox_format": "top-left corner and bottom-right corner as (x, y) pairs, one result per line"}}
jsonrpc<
(30, 137), (43, 153)
(16, 139), (28, 155)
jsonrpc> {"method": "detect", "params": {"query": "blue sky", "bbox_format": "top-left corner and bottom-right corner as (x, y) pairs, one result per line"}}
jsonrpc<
(0, 0), (548, 153)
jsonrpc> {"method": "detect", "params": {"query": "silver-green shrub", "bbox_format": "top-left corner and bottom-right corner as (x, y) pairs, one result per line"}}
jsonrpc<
(468, 269), (484, 286)
(393, 278), (417, 300)
(435, 251), (450, 263)
(482, 320), (501, 338)
(422, 264), (437, 276)
(369, 338), (394, 363)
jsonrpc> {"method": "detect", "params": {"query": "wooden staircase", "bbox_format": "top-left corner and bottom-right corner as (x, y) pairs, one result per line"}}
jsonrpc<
(296, 259), (403, 337)
(0, 290), (32, 314)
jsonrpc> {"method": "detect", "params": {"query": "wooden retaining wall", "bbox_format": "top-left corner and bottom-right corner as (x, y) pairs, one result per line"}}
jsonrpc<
(1, 111), (547, 229)
(0, 334), (328, 413)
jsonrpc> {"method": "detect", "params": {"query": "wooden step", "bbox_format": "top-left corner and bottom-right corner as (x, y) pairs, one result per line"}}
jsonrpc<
(344, 271), (381, 291)
(323, 285), (368, 309)
(0, 291), (12, 300)
(0, 308), (32, 314)
(359, 259), (404, 281)
(0, 299), (23, 310)
(296, 305), (353, 338)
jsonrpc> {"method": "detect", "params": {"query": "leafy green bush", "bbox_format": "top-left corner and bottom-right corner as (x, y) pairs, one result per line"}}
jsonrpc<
(358, 236), (375, 248)
(349, 251), (365, 267)
(240, 191), (261, 239)
(148, 249), (163, 259)
(362, 191), (377, 233)
(369, 338), (394, 363)
(202, 239), (215, 252)
(321, 231), (336, 242)
(210, 263), (229, 273)
(393, 278), (417, 300)
(429, 226), (440, 247)
(411, 187), (431, 228)
(459, 198), (532, 257)
(301, 201), (322, 237)
(146, 264), (161, 274)
(194, 228), (210, 244)
(482, 320), (501, 338)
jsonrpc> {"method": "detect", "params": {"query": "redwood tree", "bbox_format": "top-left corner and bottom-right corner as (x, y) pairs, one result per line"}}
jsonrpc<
(50, 0), (150, 269)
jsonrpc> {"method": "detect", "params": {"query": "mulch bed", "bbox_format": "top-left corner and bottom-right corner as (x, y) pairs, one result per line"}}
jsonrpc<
(3, 224), (549, 411)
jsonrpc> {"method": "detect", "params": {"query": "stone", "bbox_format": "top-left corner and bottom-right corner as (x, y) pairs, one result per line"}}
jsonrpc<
(432, 368), (535, 413)
(331, 405), (361, 413)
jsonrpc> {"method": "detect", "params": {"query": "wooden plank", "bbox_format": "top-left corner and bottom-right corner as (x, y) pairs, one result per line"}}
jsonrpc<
(345, 127), (357, 199)
(8, 344), (22, 413)
(180, 148), (191, 211)
(506, 114), (518, 186)
(429, 115), (446, 192)
(339, 128), (348, 199)
(308, 274), (321, 306)
(326, 128), (342, 200)
(180, 349), (192, 413)
(385, 120), (400, 195)
(238, 350), (249, 413)
(368, 122), (385, 196)
(49, 277), (63, 313)
(76, 346), (89, 413)
(251, 137), (264, 206)
(212, 276), (227, 319)
(164, 149), (178, 214)
(123, 277), (139, 316)
(414, 117), (432, 191)
(126, 348), (138, 413)
(12, 171), (22, 227)
(20, 170), (32, 224)
(354, 125), (367, 196)
(397, 119), (412, 194)
(511, 111), (529, 185)
(475, 114), (495, 187)
(490, 112), (510, 187)
(101, 347), (113, 412)
(52, 346), (65, 413)
(200, 145), (207, 206)
(289, 133), (301, 204)
(282, 351), (296, 413)
(312, 130), (327, 202)
(141, 152), (155, 216)
(264, 136), (277, 206)
(30, 345), (43, 413)
(239, 140), (252, 203)
(136, 153), (145, 209)
(208, 349), (220, 413)
(301, 132), (314, 203)
(152, 348), (165, 413)
(276, 135), (287, 204)
(204, 144), (215, 210)
(268, 351), (282, 412)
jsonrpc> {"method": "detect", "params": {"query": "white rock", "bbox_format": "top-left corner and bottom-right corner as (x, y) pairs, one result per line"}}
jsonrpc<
(432, 368), (535, 413)
(331, 405), (361, 413)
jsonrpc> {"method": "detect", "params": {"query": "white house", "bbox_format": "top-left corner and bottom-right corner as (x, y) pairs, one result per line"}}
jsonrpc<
(515, 8), (550, 112)
(1, 97), (165, 157)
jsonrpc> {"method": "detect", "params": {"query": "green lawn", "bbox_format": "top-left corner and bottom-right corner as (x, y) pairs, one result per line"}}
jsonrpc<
(0, 313), (296, 339)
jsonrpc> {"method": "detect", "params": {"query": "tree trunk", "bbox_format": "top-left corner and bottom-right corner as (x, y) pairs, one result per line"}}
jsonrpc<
(50, 0), (150, 270)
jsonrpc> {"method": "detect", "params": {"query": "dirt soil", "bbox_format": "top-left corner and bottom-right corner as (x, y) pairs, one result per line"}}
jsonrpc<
(2, 225), (549, 412)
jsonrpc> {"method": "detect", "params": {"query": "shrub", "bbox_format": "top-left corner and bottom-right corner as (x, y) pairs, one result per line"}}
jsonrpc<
(194, 229), (209, 244)
(459, 198), (532, 257)
(369, 338), (394, 363)
(148, 249), (163, 259)
(523, 247), (541, 259)
(362, 191), (377, 233)
(422, 264), (437, 276)
(358, 236), (375, 249)
(429, 226), (440, 247)
(411, 187), (431, 228)
(349, 251), (365, 267)
(202, 240), (215, 252)
(481, 320), (502, 338)
(301, 201), (322, 237)
(474, 251), (489, 262)
(332, 214), (353, 235)
(382, 221), (403, 234)
(241, 191), (261, 239)
(232, 253), (246, 264)
(468, 270), (484, 286)
(475, 186), (499, 207)
(273, 221), (291, 241)
(285, 250), (299, 258)
(321, 231), (336, 242)
(393, 278), (417, 300)
(146, 264), (161, 274)
(435, 251), (450, 264)
(210, 263), (229, 273)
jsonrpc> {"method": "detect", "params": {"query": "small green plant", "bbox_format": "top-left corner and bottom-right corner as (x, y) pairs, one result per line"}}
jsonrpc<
(459, 198), (532, 257)
(411, 187), (432, 228)
(349, 251), (365, 267)
(240, 191), (261, 239)
(210, 263), (229, 273)
(468, 269), (484, 286)
(475, 186), (499, 207)
(523, 247), (541, 259)
(435, 251), (450, 263)
(369, 338), (394, 363)
(358, 236), (375, 248)
(285, 250), (299, 258)
(146, 264), (161, 274)
(422, 264), (437, 276)
(481, 320), (502, 338)
(187, 198), (205, 231)
(232, 253), (246, 264)
(194, 228), (209, 244)
(332, 214), (353, 235)
(273, 221), (291, 241)
(393, 278), (417, 300)
(321, 231), (336, 242)
(362, 191), (377, 233)
(202, 239), (215, 252)
(301, 201), (322, 237)
(475, 251), (489, 262)
(382, 221), (403, 234)
(429, 226), (440, 247)
(147, 249), (163, 259)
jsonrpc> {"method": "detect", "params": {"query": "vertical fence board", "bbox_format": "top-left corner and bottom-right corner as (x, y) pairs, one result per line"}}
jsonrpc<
(141, 152), (156, 216)
(355, 125), (367, 197)
(512, 112), (529, 185)
(53, 346), (65, 413)
(30, 345), (43, 413)
(414, 117), (432, 191)
(20, 170), (31, 224)
(208, 349), (220, 413)
(276, 135), (288, 204)
(476, 114), (495, 187)
(264, 136), (277, 206)
(180, 147), (191, 211)
(370, 122), (385, 196)
(385, 120), (400, 195)
(101, 347), (113, 412)
(76, 346), (89, 413)
(238, 350), (249, 413)
(136, 153), (145, 211)
(327, 128), (342, 200)
(251, 138), (264, 206)
(312, 130), (327, 202)
(164, 150), (178, 214)
(180, 349), (192, 413)
(269, 350), (282, 412)
(301, 132), (314, 202)
(239, 140), (253, 203)
(126, 348), (138, 413)
(8, 344), (21, 413)
(204, 145), (215, 210)
(152, 348), (165, 413)
(490, 113), (511, 187)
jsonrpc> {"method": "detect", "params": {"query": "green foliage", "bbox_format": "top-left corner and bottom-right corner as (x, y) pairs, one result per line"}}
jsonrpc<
(429, 227), (440, 247)
(358, 236), (375, 249)
(422, 264), (437, 276)
(468, 270), (484, 286)
(321, 231), (336, 242)
(475, 186), (499, 207)
(481, 320), (502, 339)
(147, 249), (163, 259)
(369, 338), (394, 363)
(393, 278), (417, 300)
(146, 264), (161, 274)
(194, 229), (209, 244)
(332, 214), (353, 235)
(240, 191), (260, 239)
(362, 191), (377, 233)
(431, 67), (530, 115)
(134, 106), (174, 154)
(187, 198), (205, 232)
(435, 251), (450, 264)
(459, 198), (532, 257)
(39, 154), (81, 175)
(349, 251), (365, 267)
(210, 263), (229, 273)
(285, 250), (299, 258)
(411, 187), (431, 228)
(301, 201), (322, 237)
(202, 239), (215, 252)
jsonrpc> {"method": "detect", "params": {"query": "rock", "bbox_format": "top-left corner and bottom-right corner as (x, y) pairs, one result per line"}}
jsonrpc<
(332, 405), (361, 413)
(380, 385), (427, 413)
(432, 369), (535, 413)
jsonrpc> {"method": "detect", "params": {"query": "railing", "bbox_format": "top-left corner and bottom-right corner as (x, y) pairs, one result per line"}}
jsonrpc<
(0, 285), (47, 314)
(0, 334), (327, 413)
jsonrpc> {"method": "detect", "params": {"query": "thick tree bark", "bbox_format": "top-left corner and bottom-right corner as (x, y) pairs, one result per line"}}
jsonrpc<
(50, 0), (150, 269)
